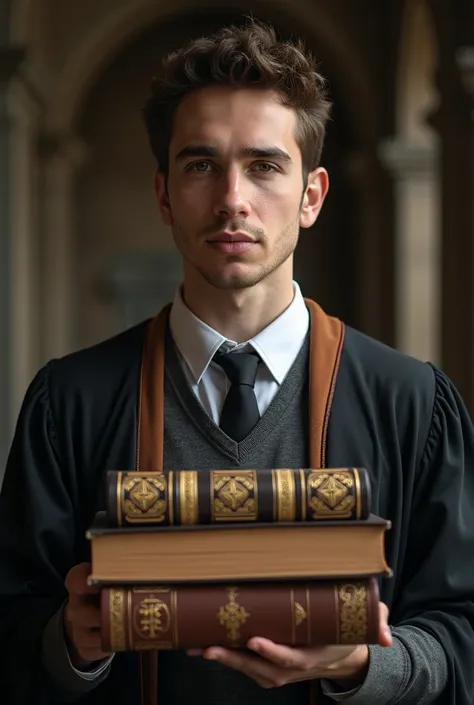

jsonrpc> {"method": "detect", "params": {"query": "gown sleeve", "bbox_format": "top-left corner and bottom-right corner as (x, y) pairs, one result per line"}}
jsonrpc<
(0, 362), (83, 704)
(389, 364), (474, 703)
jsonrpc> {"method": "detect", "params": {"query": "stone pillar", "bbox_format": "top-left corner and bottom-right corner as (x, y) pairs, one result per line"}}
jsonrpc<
(344, 149), (396, 347)
(38, 133), (89, 362)
(0, 46), (43, 481)
(379, 138), (440, 363)
(433, 46), (474, 410)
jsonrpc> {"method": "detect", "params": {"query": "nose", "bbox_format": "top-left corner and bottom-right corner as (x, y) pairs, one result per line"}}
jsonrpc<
(213, 168), (251, 219)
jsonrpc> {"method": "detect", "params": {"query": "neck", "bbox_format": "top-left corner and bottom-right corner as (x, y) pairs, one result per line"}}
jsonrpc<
(181, 268), (295, 342)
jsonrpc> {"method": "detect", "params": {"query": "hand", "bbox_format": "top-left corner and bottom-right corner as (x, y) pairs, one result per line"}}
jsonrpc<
(188, 602), (391, 690)
(64, 562), (112, 669)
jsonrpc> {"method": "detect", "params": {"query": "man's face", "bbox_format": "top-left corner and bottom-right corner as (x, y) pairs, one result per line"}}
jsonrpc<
(155, 85), (328, 291)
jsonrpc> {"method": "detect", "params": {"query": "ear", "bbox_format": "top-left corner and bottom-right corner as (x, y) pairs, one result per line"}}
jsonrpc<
(154, 171), (172, 226)
(299, 167), (329, 229)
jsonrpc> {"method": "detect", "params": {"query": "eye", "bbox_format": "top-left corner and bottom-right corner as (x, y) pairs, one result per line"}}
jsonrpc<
(253, 162), (278, 173)
(187, 161), (213, 172)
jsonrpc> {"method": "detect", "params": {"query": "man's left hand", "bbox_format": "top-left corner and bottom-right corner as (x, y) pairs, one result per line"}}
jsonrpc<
(187, 602), (391, 690)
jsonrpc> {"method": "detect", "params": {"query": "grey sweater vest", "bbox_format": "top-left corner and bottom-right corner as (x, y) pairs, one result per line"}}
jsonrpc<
(157, 332), (312, 705)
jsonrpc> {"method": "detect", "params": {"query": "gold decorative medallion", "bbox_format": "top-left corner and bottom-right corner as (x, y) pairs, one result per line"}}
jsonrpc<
(180, 470), (198, 525)
(308, 470), (355, 519)
(135, 596), (171, 640)
(109, 589), (126, 652)
(122, 474), (167, 524)
(275, 469), (296, 522)
(338, 583), (368, 644)
(211, 470), (257, 521)
(217, 587), (250, 643)
(294, 602), (307, 627)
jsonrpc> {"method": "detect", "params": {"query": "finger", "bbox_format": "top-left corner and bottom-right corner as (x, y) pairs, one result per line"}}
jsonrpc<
(76, 647), (112, 664)
(65, 563), (100, 598)
(73, 628), (105, 651)
(378, 602), (392, 646)
(67, 603), (102, 629)
(67, 590), (101, 610)
(246, 638), (311, 670)
(203, 647), (285, 686)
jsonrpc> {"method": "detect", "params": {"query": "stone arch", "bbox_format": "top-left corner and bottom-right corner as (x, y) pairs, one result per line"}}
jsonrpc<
(9, 0), (30, 43)
(35, 0), (377, 145)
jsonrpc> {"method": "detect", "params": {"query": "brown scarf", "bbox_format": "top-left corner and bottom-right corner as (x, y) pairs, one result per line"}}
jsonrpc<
(135, 298), (345, 705)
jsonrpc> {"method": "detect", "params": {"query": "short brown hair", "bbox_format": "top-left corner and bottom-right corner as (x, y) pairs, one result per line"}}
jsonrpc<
(143, 19), (332, 180)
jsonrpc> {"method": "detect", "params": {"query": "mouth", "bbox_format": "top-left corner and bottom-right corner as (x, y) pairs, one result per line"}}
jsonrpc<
(207, 231), (257, 254)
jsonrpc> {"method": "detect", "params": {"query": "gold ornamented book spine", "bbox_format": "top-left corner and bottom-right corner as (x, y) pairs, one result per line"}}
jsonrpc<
(100, 578), (380, 652)
(106, 467), (371, 526)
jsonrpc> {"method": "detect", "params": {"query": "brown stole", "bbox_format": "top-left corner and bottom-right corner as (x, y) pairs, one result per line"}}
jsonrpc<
(135, 297), (345, 705)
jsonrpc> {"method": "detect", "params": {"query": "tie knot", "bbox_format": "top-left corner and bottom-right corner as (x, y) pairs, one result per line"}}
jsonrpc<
(213, 350), (261, 387)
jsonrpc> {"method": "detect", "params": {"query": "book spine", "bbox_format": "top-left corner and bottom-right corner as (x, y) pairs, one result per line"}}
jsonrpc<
(100, 577), (379, 652)
(106, 467), (370, 526)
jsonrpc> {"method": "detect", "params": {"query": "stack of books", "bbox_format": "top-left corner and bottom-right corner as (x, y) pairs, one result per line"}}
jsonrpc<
(86, 467), (391, 653)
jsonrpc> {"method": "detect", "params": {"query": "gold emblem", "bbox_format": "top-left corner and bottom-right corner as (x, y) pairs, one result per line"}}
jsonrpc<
(122, 475), (167, 523)
(212, 470), (257, 521)
(308, 470), (355, 519)
(135, 597), (171, 640)
(217, 587), (250, 642)
(109, 589), (126, 651)
(338, 583), (368, 644)
(294, 602), (307, 627)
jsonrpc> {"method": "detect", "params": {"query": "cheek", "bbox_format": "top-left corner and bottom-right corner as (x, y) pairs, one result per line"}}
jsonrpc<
(171, 180), (212, 213)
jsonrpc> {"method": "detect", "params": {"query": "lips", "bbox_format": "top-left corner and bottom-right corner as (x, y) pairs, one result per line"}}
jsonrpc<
(207, 231), (257, 254)
(208, 232), (255, 243)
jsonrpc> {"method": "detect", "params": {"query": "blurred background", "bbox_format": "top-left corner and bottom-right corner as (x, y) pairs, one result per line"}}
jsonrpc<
(1, 0), (474, 480)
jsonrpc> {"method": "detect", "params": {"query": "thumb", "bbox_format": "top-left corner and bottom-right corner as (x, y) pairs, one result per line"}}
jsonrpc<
(378, 602), (392, 646)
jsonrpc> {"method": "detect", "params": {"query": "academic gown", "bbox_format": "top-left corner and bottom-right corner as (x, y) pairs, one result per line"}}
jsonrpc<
(1, 308), (474, 705)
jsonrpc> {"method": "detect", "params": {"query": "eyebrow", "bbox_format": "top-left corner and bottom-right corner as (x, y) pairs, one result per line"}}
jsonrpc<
(174, 145), (293, 164)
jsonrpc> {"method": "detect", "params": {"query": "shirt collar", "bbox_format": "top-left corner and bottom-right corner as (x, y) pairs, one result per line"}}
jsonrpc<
(169, 283), (309, 385)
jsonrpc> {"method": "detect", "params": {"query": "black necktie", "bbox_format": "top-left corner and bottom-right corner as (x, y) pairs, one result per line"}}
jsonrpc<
(213, 350), (261, 442)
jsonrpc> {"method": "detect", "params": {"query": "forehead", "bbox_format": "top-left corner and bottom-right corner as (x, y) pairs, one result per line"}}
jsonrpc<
(169, 85), (300, 156)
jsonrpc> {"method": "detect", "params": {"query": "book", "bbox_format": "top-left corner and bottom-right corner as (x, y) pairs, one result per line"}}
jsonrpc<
(100, 577), (380, 652)
(87, 511), (391, 585)
(105, 467), (371, 527)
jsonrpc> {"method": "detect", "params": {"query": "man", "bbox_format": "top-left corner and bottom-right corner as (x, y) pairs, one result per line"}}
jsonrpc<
(1, 18), (473, 705)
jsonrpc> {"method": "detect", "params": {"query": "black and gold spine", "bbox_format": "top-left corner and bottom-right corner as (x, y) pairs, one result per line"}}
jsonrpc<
(106, 467), (371, 527)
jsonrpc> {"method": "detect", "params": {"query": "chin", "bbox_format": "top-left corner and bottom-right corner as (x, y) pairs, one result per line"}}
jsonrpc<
(200, 267), (265, 291)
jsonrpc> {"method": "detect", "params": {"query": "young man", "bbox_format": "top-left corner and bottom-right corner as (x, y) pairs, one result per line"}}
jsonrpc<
(1, 19), (473, 705)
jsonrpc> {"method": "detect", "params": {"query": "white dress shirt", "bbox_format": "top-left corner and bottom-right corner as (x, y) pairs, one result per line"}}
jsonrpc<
(169, 282), (310, 422)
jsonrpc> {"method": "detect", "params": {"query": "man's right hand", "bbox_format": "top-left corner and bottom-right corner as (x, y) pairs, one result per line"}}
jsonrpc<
(64, 562), (112, 669)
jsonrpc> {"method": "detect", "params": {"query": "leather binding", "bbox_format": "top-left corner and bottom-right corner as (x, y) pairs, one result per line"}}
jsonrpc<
(106, 467), (371, 527)
(101, 577), (379, 652)
(134, 299), (345, 705)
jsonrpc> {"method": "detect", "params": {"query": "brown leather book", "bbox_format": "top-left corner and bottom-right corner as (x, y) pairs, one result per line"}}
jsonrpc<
(100, 577), (380, 652)
(87, 512), (391, 585)
(105, 467), (371, 527)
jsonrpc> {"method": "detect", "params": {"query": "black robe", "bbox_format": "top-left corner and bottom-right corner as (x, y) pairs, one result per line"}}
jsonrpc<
(1, 312), (474, 705)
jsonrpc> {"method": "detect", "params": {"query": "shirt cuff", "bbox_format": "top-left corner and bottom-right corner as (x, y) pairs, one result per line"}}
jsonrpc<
(321, 678), (363, 700)
(41, 601), (114, 694)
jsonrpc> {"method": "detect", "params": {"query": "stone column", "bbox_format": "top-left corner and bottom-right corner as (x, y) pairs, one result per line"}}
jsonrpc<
(0, 46), (43, 482)
(38, 133), (89, 362)
(433, 46), (474, 410)
(379, 138), (440, 364)
(344, 149), (396, 347)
